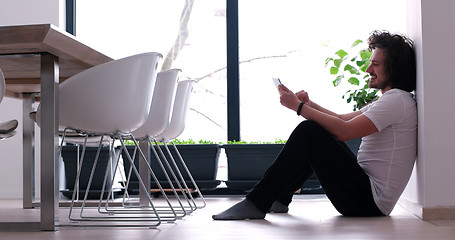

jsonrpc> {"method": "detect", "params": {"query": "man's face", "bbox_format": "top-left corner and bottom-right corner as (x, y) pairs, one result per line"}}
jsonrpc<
(366, 48), (391, 92)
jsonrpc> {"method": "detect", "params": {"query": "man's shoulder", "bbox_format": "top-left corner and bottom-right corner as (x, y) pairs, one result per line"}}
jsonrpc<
(366, 89), (415, 116)
(384, 88), (414, 97)
(380, 89), (415, 103)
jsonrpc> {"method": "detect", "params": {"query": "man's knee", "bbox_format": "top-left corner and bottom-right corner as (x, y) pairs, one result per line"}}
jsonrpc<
(291, 120), (336, 147)
(295, 120), (327, 135)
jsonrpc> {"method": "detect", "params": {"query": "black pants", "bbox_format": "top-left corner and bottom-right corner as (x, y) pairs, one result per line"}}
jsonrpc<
(246, 120), (384, 217)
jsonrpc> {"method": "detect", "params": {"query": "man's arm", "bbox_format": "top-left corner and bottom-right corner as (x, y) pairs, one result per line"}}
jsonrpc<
(300, 106), (377, 141)
(307, 100), (362, 121)
(280, 86), (378, 141)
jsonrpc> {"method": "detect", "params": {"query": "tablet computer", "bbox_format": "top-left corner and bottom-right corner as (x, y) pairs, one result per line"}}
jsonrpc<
(272, 77), (282, 88)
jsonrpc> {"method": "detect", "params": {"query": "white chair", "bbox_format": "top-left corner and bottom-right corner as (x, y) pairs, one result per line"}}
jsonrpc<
(0, 68), (18, 139)
(122, 68), (190, 218)
(34, 52), (175, 227)
(124, 69), (200, 218)
(131, 68), (180, 140)
(155, 80), (194, 142)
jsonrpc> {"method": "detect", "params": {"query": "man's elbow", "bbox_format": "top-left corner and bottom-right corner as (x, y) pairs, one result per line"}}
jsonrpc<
(336, 135), (350, 142)
(335, 130), (355, 142)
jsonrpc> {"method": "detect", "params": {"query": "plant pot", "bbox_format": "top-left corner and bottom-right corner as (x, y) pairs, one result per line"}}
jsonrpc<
(222, 139), (362, 194)
(222, 144), (284, 191)
(61, 145), (119, 199)
(121, 144), (221, 194)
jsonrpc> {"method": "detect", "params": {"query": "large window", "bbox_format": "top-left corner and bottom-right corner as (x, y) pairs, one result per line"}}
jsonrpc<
(76, 0), (228, 142)
(75, 0), (406, 143)
(238, 0), (407, 141)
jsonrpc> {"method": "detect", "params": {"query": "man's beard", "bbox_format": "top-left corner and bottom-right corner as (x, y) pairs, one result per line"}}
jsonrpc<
(368, 75), (390, 91)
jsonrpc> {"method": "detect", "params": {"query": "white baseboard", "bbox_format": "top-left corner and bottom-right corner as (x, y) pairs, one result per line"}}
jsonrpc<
(399, 198), (455, 220)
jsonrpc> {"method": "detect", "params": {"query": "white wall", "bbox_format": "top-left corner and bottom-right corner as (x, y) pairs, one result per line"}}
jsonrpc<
(0, 0), (63, 27)
(0, 0), (64, 198)
(403, 0), (455, 210)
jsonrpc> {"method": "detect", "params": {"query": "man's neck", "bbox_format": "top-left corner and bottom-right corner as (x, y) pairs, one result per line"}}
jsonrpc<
(381, 86), (392, 94)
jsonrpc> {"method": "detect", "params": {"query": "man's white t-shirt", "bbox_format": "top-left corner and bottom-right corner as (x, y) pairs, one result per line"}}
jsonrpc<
(359, 89), (417, 215)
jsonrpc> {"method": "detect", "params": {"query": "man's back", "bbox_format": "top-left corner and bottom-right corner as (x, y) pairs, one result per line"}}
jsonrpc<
(358, 88), (417, 215)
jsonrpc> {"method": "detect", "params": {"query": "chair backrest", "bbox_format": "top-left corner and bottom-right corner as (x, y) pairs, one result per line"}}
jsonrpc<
(58, 52), (162, 133)
(132, 68), (180, 139)
(155, 79), (195, 142)
(0, 68), (6, 104)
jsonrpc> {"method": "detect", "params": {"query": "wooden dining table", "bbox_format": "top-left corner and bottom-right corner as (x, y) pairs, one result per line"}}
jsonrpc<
(0, 24), (112, 230)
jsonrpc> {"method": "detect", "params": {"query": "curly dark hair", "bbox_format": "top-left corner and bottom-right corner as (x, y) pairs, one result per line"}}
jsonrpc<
(368, 30), (416, 92)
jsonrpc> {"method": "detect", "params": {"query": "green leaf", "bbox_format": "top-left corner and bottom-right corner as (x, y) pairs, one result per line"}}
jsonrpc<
(334, 58), (343, 67)
(325, 57), (333, 67)
(335, 49), (348, 58)
(360, 64), (369, 72)
(356, 59), (366, 67)
(332, 75), (344, 86)
(368, 90), (379, 99)
(330, 67), (339, 75)
(348, 77), (360, 86)
(351, 39), (363, 47)
(360, 49), (372, 60)
(344, 64), (359, 74)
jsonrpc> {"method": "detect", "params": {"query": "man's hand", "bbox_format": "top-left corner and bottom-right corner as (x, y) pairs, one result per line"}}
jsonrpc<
(295, 90), (311, 106)
(278, 85), (301, 113)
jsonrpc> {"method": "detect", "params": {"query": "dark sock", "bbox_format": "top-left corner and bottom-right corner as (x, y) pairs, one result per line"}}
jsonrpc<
(268, 201), (289, 213)
(212, 198), (266, 220)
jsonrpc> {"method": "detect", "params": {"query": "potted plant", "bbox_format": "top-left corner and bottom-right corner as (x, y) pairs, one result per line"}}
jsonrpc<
(322, 38), (367, 186)
(324, 39), (379, 111)
(121, 139), (222, 194)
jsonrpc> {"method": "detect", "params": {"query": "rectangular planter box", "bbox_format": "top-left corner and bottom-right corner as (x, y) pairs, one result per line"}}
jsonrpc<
(61, 145), (118, 199)
(222, 143), (322, 193)
(121, 144), (221, 193)
(223, 144), (284, 180)
(222, 139), (361, 193)
(222, 144), (285, 191)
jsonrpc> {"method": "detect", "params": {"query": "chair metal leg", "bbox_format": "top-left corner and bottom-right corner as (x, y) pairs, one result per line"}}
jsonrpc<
(118, 135), (177, 221)
(61, 131), (201, 227)
(151, 139), (196, 213)
(121, 144), (137, 204)
(119, 138), (190, 218)
(148, 140), (191, 216)
(67, 133), (89, 221)
(167, 141), (207, 209)
(72, 135), (104, 220)
(65, 133), (163, 227)
(97, 138), (120, 213)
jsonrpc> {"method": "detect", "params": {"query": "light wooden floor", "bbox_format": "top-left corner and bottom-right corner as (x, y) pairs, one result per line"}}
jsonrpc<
(0, 195), (454, 240)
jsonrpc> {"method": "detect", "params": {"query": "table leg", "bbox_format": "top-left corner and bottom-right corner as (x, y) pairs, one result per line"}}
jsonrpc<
(22, 93), (35, 209)
(40, 53), (59, 231)
(139, 141), (151, 206)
